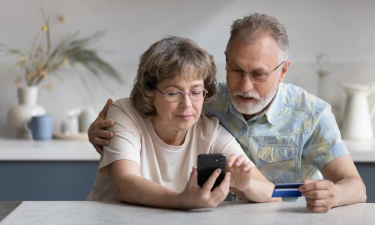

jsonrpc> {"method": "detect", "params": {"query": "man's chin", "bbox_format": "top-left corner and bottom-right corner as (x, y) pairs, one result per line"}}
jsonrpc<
(231, 99), (264, 115)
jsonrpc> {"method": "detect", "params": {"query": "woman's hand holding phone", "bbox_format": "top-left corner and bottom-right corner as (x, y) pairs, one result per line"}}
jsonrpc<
(177, 166), (231, 209)
(226, 154), (253, 191)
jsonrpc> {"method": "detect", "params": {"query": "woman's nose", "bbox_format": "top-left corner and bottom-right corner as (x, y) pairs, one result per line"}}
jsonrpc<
(179, 93), (192, 108)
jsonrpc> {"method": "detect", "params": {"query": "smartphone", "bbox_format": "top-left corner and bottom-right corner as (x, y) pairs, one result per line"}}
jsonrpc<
(197, 154), (226, 191)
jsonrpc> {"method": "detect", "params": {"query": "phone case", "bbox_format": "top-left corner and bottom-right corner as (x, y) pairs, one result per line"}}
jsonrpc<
(197, 154), (226, 191)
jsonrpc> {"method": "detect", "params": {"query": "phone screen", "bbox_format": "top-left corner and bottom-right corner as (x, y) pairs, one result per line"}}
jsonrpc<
(197, 154), (226, 191)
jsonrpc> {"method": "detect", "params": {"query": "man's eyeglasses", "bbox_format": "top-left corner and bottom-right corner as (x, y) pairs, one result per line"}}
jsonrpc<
(226, 61), (285, 82)
(155, 88), (208, 102)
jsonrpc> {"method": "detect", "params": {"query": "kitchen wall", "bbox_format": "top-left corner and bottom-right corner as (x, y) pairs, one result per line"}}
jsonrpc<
(1, 0), (375, 138)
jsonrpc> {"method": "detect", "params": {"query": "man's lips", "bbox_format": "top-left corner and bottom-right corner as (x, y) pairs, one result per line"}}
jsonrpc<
(236, 95), (257, 102)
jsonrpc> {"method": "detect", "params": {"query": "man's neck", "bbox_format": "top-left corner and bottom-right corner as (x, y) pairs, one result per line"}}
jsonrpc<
(242, 99), (274, 121)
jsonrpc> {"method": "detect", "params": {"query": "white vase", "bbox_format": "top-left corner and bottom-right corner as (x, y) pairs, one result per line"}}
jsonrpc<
(7, 87), (46, 139)
(79, 107), (97, 133)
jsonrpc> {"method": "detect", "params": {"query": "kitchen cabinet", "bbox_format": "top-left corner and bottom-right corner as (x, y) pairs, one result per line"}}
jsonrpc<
(1, 139), (374, 202)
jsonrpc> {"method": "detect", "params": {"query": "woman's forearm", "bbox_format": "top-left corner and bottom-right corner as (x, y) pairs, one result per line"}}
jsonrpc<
(243, 179), (281, 202)
(231, 179), (281, 203)
(113, 174), (183, 209)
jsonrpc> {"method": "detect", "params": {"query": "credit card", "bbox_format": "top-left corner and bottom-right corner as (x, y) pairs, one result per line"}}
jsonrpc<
(271, 183), (303, 198)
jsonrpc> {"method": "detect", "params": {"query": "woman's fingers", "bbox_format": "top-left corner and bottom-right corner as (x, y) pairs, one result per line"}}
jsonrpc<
(202, 169), (222, 192)
(186, 166), (198, 188)
(212, 172), (231, 200)
(234, 155), (246, 167)
(226, 154), (237, 167)
(242, 162), (253, 171)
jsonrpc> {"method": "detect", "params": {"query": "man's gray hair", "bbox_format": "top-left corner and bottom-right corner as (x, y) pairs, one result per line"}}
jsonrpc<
(226, 13), (289, 60)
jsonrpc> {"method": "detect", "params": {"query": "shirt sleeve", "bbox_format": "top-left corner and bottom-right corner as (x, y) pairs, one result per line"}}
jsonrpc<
(302, 105), (350, 172)
(98, 101), (142, 177)
(211, 123), (254, 167)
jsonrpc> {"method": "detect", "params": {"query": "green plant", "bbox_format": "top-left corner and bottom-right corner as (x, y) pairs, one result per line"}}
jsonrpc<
(0, 9), (121, 87)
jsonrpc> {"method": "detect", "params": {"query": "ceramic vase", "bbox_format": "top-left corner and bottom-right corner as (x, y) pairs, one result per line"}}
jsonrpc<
(7, 86), (46, 139)
(340, 83), (375, 140)
(79, 107), (96, 133)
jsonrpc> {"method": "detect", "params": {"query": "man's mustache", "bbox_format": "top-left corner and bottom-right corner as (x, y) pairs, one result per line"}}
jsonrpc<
(232, 90), (261, 100)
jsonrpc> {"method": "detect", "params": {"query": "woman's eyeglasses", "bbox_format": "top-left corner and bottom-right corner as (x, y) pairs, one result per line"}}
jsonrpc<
(155, 88), (208, 102)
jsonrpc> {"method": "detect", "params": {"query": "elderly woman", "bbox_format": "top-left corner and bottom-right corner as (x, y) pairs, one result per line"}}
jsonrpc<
(87, 36), (279, 209)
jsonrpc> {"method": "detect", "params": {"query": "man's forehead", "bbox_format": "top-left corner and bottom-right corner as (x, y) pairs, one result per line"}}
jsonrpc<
(226, 35), (280, 69)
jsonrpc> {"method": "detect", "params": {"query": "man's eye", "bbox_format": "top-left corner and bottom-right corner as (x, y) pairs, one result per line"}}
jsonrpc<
(251, 72), (264, 77)
(233, 69), (243, 74)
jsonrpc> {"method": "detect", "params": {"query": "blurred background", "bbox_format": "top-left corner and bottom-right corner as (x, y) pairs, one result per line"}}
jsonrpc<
(0, 0), (375, 202)
(0, 0), (375, 136)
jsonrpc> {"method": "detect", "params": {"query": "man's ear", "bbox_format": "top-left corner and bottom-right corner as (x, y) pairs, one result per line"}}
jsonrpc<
(279, 61), (290, 83)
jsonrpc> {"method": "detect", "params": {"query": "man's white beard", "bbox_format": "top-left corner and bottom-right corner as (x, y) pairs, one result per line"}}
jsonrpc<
(229, 80), (279, 115)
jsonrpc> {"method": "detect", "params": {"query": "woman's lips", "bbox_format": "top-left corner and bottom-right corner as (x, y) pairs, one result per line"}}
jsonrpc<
(176, 115), (193, 120)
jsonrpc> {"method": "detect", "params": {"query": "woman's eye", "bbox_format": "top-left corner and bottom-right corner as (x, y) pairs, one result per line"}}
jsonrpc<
(167, 92), (180, 96)
(191, 91), (201, 96)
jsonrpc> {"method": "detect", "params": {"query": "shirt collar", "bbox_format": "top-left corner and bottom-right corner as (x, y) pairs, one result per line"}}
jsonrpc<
(264, 82), (284, 125)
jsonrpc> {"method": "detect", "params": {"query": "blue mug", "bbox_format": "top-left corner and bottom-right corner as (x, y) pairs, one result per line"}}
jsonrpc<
(24, 115), (53, 140)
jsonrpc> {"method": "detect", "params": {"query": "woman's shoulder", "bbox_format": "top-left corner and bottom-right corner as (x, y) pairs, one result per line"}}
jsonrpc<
(194, 114), (220, 136)
(108, 98), (144, 122)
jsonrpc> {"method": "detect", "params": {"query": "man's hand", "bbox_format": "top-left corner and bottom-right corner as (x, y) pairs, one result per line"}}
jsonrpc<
(299, 180), (336, 213)
(88, 99), (115, 155)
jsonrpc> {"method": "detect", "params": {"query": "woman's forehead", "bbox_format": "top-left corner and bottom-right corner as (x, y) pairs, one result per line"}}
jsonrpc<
(159, 76), (204, 88)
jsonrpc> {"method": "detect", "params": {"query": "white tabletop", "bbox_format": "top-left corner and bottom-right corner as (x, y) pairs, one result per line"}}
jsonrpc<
(0, 138), (375, 162)
(1, 201), (374, 225)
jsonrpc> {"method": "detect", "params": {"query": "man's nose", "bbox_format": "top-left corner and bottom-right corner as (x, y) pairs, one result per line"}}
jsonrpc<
(179, 93), (192, 108)
(239, 73), (254, 92)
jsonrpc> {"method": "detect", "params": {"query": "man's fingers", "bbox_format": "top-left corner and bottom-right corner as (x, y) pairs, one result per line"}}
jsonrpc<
(99, 99), (113, 118)
(94, 145), (104, 155)
(306, 203), (330, 213)
(302, 190), (333, 199)
(94, 137), (110, 146)
(299, 180), (333, 192)
(99, 119), (115, 129)
(98, 130), (114, 139)
(306, 198), (327, 207)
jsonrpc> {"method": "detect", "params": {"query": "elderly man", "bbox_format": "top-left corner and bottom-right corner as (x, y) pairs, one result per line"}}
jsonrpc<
(88, 13), (366, 212)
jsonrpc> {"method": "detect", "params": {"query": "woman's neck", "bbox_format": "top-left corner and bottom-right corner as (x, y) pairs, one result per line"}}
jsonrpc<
(151, 119), (188, 146)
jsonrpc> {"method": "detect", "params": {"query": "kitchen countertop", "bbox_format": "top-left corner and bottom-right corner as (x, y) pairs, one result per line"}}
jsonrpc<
(0, 138), (99, 161)
(1, 201), (374, 225)
(0, 138), (375, 162)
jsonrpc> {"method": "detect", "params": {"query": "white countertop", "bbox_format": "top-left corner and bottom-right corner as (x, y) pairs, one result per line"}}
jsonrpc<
(344, 139), (375, 162)
(0, 138), (375, 162)
(0, 138), (100, 161)
(2, 201), (374, 225)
